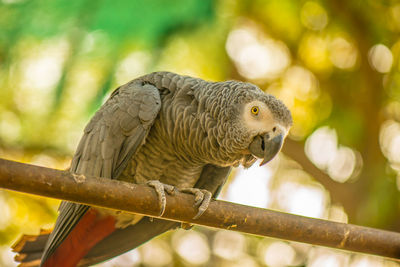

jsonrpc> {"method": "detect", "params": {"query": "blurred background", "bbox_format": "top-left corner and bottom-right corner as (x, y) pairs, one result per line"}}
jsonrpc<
(0, 0), (400, 266)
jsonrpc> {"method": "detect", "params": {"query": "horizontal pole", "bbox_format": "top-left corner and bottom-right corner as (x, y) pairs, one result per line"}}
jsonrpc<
(0, 158), (399, 259)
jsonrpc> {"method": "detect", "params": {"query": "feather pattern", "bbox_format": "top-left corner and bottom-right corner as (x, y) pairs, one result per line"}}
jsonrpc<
(13, 71), (292, 267)
(40, 80), (161, 265)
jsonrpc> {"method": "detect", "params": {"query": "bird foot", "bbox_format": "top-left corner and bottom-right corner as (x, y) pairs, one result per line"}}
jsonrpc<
(180, 188), (212, 219)
(146, 180), (176, 216)
(181, 222), (194, 230)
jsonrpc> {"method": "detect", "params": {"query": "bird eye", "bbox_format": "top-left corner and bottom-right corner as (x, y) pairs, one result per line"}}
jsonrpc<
(251, 106), (259, 115)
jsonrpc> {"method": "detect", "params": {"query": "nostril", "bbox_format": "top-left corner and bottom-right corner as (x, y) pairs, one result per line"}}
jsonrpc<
(261, 137), (265, 151)
(272, 127), (277, 132)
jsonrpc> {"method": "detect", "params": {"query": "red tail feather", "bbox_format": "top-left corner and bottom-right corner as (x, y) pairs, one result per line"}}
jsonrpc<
(42, 209), (116, 267)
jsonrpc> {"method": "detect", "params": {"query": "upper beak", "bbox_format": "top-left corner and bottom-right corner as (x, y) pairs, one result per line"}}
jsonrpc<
(248, 133), (284, 166)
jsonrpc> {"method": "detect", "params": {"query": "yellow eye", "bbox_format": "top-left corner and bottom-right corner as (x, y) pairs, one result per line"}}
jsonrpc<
(251, 106), (259, 115)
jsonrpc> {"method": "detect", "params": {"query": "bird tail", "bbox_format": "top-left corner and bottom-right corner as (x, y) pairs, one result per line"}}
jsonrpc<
(78, 218), (179, 267)
(12, 229), (51, 267)
(12, 218), (180, 267)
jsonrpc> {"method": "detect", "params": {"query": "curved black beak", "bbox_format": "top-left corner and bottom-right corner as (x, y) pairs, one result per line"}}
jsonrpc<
(249, 133), (283, 166)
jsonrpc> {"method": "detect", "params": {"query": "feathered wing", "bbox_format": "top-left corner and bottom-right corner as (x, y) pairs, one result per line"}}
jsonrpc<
(39, 80), (162, 265)
(13, 72), (233, 266)
(78, 164), (232, 267)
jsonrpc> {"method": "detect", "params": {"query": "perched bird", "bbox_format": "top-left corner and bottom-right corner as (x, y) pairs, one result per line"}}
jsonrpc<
(13, 72), (292, 267)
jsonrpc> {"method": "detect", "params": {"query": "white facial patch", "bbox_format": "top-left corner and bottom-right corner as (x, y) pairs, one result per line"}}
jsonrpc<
(242, 100), (288, 136)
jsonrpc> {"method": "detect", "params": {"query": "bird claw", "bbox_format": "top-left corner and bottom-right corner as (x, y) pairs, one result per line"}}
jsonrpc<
(181, 222), (194, 230)
(146, 180), (176, 216)
(180, 188), (212, 219)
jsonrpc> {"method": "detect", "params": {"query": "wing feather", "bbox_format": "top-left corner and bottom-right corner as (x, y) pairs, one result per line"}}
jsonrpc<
(40, 80), (161, 264)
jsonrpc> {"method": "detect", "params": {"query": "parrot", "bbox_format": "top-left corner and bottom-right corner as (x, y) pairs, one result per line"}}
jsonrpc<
(12, 71), (292, 267)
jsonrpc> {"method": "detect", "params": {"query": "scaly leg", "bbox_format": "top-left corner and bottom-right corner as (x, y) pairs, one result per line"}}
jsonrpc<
(146, 181), (212, 221)
(146, 180), (176, 216)
(180, 188), (212, 219)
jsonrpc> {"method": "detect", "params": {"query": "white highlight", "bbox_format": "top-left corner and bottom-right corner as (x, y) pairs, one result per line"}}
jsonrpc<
(226, 25), (290, 81)
(305, 126), (359, 183)
(330, 37), (358, 69)
(100, 250), (141, 267)
(212, 230), (246, 260)
(275, 181), (326, 218)
(172, 230), (210, 265)
(140, 240), (172, 266)
(368, 44), (393, 73)
(224, 163), (271, 208)
(115, 51), (151, 85)
(262, 241), (296, 267)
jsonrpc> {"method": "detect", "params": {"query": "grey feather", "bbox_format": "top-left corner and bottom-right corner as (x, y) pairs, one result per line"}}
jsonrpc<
(40, 81), (161, 265)
(15, 71), (291, 267)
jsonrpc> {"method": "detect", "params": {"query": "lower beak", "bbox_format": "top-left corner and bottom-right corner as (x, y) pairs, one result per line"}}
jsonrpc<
(249, 133), (284, 166)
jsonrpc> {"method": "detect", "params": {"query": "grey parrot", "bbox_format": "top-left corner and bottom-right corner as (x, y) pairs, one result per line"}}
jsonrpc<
(13, 72), (292, 267)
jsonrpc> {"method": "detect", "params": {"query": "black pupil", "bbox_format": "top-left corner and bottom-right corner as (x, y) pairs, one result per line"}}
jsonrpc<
(253, 108), (257, 112)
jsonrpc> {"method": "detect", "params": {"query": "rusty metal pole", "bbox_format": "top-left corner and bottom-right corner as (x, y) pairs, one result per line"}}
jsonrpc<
(0, 158), (399, 259)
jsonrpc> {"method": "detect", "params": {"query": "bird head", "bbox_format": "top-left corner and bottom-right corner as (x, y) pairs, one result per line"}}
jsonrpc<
(240, 95), (292, 166)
